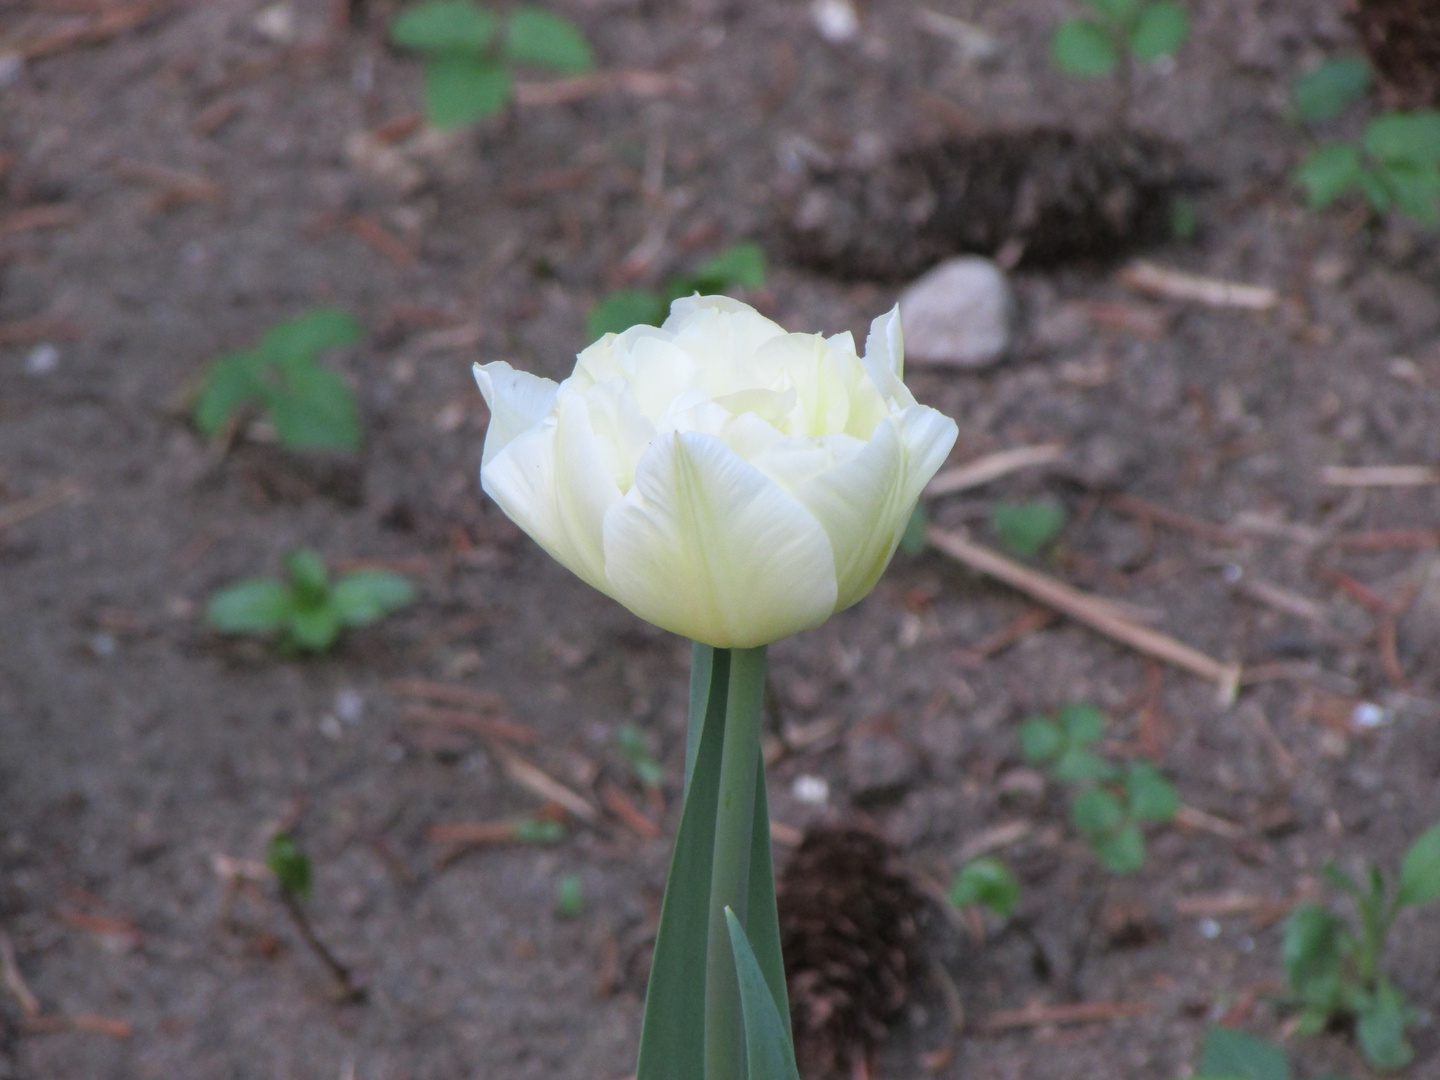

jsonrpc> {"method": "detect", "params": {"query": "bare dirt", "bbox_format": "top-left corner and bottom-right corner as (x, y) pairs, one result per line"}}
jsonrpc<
(2, 1), (1440, 1079)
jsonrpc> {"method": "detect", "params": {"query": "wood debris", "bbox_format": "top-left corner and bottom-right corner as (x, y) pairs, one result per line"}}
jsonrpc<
(512, 70), (687, 107)
(0, 481), (84, 532)
(1119, 260), (1277, 310)
(1321, 464), (1440, 487)
(978, 999), (1150, 1031)
(925, 444), (1065, 497)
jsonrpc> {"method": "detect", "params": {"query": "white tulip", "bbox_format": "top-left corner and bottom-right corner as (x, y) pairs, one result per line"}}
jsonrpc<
(473, 296), (957, 648)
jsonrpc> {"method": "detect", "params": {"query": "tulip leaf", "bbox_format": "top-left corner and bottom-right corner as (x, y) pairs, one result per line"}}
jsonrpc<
(332, 571), (416, 627)
(745, 754), (790, 1038)
(635, 648), (729, 1080)
(206, 578), (295, 634)
(424, 55), (512, 128)
(504, 6), (593, 73)
(724, 908), (802, 1080)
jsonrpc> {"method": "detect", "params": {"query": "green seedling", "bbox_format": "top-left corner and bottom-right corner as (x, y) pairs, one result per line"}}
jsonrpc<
(947, 856), (1021, 919)
(391, 1), (592, 128)
(1051, 0), (1189, 79)
(207, 548), (415, 653)
(266, 833), (365, 1001)
(1020, 704), (1179, 875)
(195, 308), (364, 452)
(1292, 56), (1373, 126)
(1297, 110), (1440, 226)
(991, 499), (1067, 559)
(555, 873), (585, 919)
(1281, 821), (1440, 1072)
(586, 242), (766, 341)
(618, 724), (665, 790)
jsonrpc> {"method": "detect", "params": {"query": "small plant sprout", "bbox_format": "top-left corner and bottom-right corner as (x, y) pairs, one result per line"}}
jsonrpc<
(586, 242), (767, 341)
(390, 1), (593, 129)
(990, 499), (1067, 559)
(1192, 1026), (1292, 1080)
(266, 833), (365, 1002)
(207, 549), (415, 653)
(1051, 0), (1189, 124)
(1281, 820), (1440, 1071)
(947, 856), (1021, 919)
(1020, 704), (1179, 875)
(555, 873), (585, 919)
(618, 724), (665, 790)
(195, 308), (364, 453)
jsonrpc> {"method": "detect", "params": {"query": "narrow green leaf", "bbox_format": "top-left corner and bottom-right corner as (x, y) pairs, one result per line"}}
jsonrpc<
(391, 0), (496, 54)
(635, 650), (729, 1080)
(1196, 1026), (1291, 1080)
(587, 290), (667, 340)
(331, 571), (415, 626)
(266, 833), (313, 898)
(693, 241), (767, 291)
(948, 857), (1022, 918)
(258, 308), (362, 365)
(504, 6), (593, 73)
(745, 756), (791, 1039)
(1363, 111), (1440, 165)
(898, 501), (929, 556)
(1129, 1), (1188, 62)
(1071, 787), (1125, 838)
(992, 499), (1067, 558)
(725, 909), (802, 1080)
(1356, 981), (1414, 1071)
(1282, 904), (1348, 994)
(1397, 820), (1440, 907)
(1296, 143), (1364, 208)
(1018, 717), (1064, 764)
(1094, 823), (1145, 874)
(263, 363), (362, 452)
(1059, 702), (1106, 746)
(1052, 19), (1119, 77)
(424, 55), (512, 128)
(195, 351), (266, 435)
(206, 578), (294, 634)
(289, 603), (341, 652)
(1124, 761), (1179, 822)
(1292, 57), (1372, 124)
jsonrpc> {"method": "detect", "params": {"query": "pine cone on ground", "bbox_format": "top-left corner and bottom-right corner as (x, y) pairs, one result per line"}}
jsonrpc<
(776, 826), (927, 1078)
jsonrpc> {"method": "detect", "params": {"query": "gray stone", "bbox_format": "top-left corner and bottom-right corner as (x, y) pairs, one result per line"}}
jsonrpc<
(898, 256), (1016, 368)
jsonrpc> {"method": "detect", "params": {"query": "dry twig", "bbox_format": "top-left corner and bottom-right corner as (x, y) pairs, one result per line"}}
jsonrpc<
(1119, 260), (1277, 310)
(925, 444), (1065, 497)
(0, 931), (40, 1019)
(493, 748), (598, 823)
(978, 999), (1150, 1031)
(1321, 465), (1440, 487)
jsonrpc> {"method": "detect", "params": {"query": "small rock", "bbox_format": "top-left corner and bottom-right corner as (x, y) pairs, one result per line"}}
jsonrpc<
(898, 257), (1015, 368)
(810, 0), (859, 43)
(25, 343), (59, 375)
(253, 3), (297, 45)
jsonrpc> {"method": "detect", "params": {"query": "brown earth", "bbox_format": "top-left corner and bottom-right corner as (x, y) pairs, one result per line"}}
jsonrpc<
(2, 1), (1440, 1079)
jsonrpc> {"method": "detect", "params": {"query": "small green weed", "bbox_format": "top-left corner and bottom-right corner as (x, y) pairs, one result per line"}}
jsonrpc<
(618, 723), (665, 790)
(266, 833), (313, 900)
(1281, 821), (1440, 1071)
(991, 499), (1067, 559)
(555, 873), (585, 918)
(391, 1), (592, 129)
(195, 308), (363, 452)
(947, 856), (1021, 919)
(207, 549), (414, 653)
(1291, 55), (1440, 226)
(1051, 0), (1189, 79)
(1020, 703), (1179, 875)
(1192, 1024), (1354, 1080)
(265, 832), (366, 1000)
(586, 242), (766, 341)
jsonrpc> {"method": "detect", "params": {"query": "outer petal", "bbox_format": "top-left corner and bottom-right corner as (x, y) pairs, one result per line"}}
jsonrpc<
(481, 390), (622, 594)
(861, 305), (917, 411)
(601, 431), (838, 648)
(792, 405), (957, 610)
(473, 362), (559, 467)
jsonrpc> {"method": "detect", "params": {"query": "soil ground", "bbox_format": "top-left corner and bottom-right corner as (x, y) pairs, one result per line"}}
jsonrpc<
(3, 1), (1440, 1078)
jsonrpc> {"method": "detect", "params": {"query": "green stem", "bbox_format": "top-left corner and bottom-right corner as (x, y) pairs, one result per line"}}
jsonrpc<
(687, 644), (729, 799)
(704, 645), (768, 1080)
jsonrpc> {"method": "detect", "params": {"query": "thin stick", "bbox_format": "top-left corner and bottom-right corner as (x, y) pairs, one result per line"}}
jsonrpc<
(925, 444), (1065, 497)
(493, 749), (598, 823)
(0, 481), (84, 532)
(1321, 465), (1440, 487)
(0, 931), (40, 1019)
(400, 703), (538, 745)
(1107, 493), (1243, 545)
(1119, 261), (1277, 310)
(978, 999), (1150, 1031)
(927, 526), (1241, 701)
(277, 892), (365, 1003)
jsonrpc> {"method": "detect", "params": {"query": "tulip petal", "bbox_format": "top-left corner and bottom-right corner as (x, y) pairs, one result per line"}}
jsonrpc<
(481, 389), (621, 594)
(861, 306), (917, 410)
(473, 362), (560, 467)
(602, 431), (837, 648)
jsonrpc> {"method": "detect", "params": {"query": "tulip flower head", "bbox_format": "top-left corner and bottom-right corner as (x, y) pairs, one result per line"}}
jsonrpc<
(474, 296), (957, 648)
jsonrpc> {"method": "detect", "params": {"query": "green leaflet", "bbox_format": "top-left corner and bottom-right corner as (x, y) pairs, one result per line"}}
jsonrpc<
(725, 909), (802, 1080)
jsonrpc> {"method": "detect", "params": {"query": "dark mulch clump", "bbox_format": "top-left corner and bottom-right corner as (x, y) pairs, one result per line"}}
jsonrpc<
(1351, 0), (1440, 108)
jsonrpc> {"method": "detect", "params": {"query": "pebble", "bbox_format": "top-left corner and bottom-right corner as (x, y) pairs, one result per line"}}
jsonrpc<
(253, 3), (297, 45)
(810, 0), (858, 43)
(898, 256), (1016, 369)
(25, 343), (59, 375)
